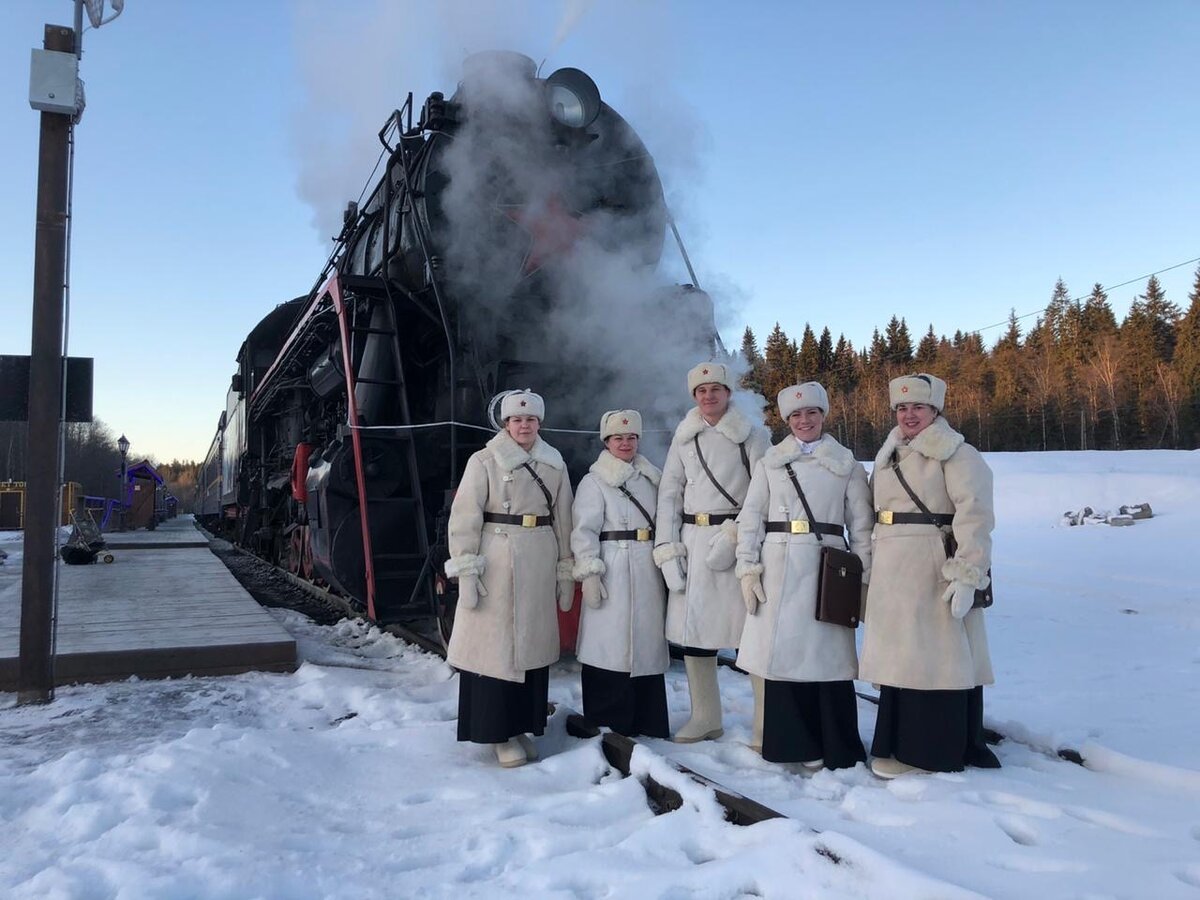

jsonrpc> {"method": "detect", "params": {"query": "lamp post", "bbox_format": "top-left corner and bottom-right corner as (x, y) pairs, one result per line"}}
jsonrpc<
(117, 433), (129, 531)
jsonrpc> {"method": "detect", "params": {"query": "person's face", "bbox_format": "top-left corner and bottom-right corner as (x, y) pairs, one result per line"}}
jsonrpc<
(505, 415), (540, 449)
(788, 407), (825, 442)
(605, 433), (639, 462)
(895, 403), (937, 439)
(694, 383), (731, 421)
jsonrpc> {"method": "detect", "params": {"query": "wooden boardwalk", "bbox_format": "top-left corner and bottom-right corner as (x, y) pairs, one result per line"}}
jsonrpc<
(0, 517), (296, 690)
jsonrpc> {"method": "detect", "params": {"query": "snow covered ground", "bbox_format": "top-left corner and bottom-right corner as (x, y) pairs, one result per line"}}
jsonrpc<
(1, 450), (1198, 899)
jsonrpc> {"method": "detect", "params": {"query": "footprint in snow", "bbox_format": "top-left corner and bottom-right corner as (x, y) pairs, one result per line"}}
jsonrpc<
(995, 814), (1039, 846)
(1064, 805), (1161, 837)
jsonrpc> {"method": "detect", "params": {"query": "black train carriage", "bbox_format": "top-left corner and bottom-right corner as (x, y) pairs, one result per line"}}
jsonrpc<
(213, 52), (718, 639)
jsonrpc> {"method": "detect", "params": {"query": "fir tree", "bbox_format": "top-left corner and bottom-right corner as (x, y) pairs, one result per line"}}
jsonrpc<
(797, 324), (820, 380)
(885, 316), (914, 365)
(817, 327), (834, 374)
(915, 324), (939, 365)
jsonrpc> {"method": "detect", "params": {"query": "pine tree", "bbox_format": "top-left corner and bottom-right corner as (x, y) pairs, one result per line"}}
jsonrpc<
(1173, 266), (1200, 443)
(762, 323), (796, 408)
(1141, 275), (1182, 361)
(739, 326), (764, 394)
(797, 324), (820, 380)
(885, 316), (914, 365)
(868, 329), (888, 365)
(817, 327), (834, 375)
(915, 325), (939, 365)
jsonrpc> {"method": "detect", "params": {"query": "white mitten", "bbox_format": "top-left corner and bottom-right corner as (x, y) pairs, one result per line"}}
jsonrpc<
(457, 575), (487, 610)
(941, 581), (973, 619)
(662, 560), (686, 594)
(582, 574), (607, 609)
(740, 573), (766, 615)
(557, 579), (576, 612)
(704, 520), (738, 571)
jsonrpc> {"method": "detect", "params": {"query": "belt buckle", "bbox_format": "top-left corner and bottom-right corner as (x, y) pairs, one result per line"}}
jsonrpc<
(521, 514), (538, 528)
(694, 513), (710, 527)
(790, 519), (810, 535)
(878, 510), (893, 525)
(636, 527), (651, 541)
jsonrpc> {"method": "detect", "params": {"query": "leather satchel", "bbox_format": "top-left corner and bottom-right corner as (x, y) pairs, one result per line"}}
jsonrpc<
(783, 463), (862, 629)
(815, 545), (863, 628)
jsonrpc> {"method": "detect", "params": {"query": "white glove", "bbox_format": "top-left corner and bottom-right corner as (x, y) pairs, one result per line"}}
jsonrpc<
(662, 559), (687, 594)
(557, 579), (576, 612)
(740, 573), (766, 615)
(942, 581), (974, 619)
(457, 575), (487, 610)
(582, 574), (607, 609)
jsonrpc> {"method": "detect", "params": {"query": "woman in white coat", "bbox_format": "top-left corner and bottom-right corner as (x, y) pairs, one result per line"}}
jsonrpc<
(443, 390), (575, 769)
(571, 409), (670, 737)
(860, 373), (1001, 778)
(735, 383), (873, 770)
(655, 361), (770, 742)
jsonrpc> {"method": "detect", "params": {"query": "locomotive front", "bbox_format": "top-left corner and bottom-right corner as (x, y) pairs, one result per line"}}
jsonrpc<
(226, 52), (718, 633)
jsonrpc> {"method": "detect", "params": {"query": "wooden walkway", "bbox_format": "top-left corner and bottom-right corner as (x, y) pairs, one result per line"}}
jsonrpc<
(0, 517), (296, 690)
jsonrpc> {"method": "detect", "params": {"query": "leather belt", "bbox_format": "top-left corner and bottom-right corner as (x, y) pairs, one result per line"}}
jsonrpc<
(682, 512), (737, 526)
(764, 520), (844, 536)
(876, 510), (953, 526)
(483, 512), (551, 527)
(600, 529), (654, 542)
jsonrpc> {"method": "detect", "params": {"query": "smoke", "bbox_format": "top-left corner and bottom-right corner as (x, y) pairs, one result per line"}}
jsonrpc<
(288, 1), (758, 465)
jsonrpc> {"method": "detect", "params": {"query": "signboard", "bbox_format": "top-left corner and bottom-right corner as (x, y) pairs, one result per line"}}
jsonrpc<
(0, 355), (94, 422)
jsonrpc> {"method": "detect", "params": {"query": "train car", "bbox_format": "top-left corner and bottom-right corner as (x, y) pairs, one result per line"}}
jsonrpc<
(207, 52), (721, 641)
(196, 411), (225, 526)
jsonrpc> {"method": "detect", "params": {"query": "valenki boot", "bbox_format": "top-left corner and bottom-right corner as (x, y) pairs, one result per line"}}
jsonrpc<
(674, 655), (724, 743)
(494, 739), (528, 768)
(749, 674), (765, 752)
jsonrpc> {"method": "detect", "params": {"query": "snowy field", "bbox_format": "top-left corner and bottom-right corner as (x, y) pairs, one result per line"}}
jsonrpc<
(1, 450), (1198, 899)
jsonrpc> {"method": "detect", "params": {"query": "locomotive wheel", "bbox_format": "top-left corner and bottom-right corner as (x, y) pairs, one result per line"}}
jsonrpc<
(300, 528), (314, 580)
(436, 591), (457, 652)
(287, 530), (303, 575)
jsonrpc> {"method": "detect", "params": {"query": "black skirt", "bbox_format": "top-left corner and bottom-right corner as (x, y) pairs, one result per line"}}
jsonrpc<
(457, 667), (550, 744)
(761, 679), (866, 769)
(581, 664), (670, 738)
(870, 685), (1001, 772)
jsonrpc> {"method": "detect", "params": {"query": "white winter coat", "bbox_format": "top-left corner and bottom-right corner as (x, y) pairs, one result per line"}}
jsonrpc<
(655, 405), (770, 649)
(444, 431), (574, 683)
(570, 451), (669, 677)
(734, 435), (874, 682)
(859, 417), (995, 691)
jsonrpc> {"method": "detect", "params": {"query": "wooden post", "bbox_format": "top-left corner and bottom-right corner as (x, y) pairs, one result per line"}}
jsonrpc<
(19, 24), (76, 704)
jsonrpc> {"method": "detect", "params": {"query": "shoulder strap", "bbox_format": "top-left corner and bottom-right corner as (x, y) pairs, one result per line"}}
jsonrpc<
(783, 462), (825, 545)
(521, 462), (555, 524)
(739, 442), (750, 476)
(890, 451), (944, 528)
(693, 435), (741, 509)
(617, 484), (655, 528)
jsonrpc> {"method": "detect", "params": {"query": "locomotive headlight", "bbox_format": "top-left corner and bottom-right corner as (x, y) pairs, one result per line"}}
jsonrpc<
(545, 67), (601, 128)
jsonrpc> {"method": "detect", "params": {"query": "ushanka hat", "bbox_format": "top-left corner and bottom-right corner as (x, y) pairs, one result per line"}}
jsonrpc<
(777, 382), (829, 419)
(600, 409), (642, 440)
(687, 361), (733, 394)
(500, 389), (545, 420)
(889, 373), (947, 411)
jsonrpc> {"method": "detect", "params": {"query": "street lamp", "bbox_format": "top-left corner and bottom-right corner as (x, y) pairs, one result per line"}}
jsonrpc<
(117, 433), (129, 531)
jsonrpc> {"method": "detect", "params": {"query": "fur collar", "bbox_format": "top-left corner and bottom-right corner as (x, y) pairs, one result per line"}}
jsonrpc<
(672, 404), (754, 446)
(590, 450), (662, 488)
(763, 434), (854, 476)
(486, 431), (565, 472)
(874, 417), (965, 470)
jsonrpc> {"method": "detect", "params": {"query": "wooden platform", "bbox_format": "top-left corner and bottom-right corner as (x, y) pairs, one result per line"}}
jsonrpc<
(0, 518), (297, 690)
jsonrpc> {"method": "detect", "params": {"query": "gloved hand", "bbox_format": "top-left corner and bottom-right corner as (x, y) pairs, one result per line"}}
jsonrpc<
(662, 559), (687, 594)
(740, 573), (766, 615)
(557, 579), (577, 612)
(457, 575), (487, 610)
(941, 581), (974, 619)
(582, 574), (607, 609)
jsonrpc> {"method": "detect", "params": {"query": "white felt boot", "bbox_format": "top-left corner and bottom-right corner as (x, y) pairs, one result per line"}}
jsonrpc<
(494, 739), (528, 768)
(674, 655), (724, 743)
(516, 734), (538, 761)
(749, 674), (765, 753)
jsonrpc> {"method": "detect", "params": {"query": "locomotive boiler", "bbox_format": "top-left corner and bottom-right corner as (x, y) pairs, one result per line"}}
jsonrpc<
(198, 52), (719, 640)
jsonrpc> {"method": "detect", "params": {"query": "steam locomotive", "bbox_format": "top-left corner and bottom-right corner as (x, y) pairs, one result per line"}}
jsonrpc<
(197, 52), (718, 639)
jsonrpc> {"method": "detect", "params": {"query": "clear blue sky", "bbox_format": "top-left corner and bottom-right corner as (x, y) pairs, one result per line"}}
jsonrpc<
(3, 0), (1198, 463)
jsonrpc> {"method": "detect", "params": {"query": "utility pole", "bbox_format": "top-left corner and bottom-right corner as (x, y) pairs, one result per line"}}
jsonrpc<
(19, 23), (76, 704)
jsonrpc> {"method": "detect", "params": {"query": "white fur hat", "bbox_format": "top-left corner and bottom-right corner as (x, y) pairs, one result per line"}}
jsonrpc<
(600, 409), (642, 440)
(500, 390), (545, 421)
(889, 373), (947, 411)
(778, 382), (829, 419)
(687, 361), (733, 394)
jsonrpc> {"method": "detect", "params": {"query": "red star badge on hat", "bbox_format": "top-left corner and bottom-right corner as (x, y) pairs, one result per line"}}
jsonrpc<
(702, 368), (709, 375)
(796, 391), (802, 398)
(901, 386), (909, 393)
(519, 400), (527, 407)
(622, 418), (629, 425)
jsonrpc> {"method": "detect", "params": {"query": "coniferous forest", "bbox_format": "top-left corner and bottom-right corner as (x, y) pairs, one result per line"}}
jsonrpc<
(738, 268), (1200, 457)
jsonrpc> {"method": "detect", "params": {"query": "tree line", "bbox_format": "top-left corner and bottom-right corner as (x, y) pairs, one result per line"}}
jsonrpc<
(738, 268), (1200, 458)
(0, 419), (200, 509)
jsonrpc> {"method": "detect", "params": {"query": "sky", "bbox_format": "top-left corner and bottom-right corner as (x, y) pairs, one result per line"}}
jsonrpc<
(1, 0), (1198, 463)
